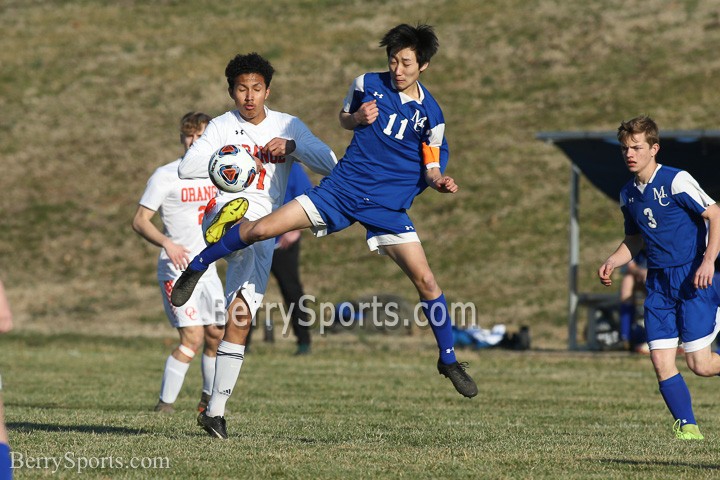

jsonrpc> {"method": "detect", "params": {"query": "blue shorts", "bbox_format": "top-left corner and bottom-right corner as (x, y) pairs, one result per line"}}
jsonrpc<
(644, 260), (720, 352)
(295, 182), (420, 254)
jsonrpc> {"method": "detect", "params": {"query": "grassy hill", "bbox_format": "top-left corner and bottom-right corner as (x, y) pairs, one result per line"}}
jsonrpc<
(2, 0), (720, 348)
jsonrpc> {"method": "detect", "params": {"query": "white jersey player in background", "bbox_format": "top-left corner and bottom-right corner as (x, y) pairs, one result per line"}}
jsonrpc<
(132, 112), (226, 414)
(175, 53), (337, 439)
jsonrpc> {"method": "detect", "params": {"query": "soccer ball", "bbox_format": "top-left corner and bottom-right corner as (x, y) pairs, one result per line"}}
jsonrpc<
(208, 145), (258, 193)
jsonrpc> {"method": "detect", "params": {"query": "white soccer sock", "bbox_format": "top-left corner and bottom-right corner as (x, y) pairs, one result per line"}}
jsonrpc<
(206, 341), (245, 417)
(159, 355), (191, 404)
(201, 353), (216, 394)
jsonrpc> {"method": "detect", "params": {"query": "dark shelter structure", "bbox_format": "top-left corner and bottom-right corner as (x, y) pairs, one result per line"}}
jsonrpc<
(537, 130), (720, 349)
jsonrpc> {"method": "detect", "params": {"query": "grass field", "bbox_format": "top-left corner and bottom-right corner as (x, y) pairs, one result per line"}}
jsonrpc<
(3, 331), (720, 479)
(3, 1), (720, 478)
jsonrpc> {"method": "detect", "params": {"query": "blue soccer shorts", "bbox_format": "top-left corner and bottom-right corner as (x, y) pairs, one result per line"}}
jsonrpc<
(644, 261), (720, 353)
(295, 183), (420, 254)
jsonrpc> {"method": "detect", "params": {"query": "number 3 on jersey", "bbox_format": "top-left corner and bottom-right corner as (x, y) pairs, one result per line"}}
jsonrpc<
(643, 207), (657, 229)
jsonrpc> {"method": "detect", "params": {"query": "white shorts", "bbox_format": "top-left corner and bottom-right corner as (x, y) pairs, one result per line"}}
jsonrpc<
(202, 194), (275, 319)
(224, 238), (275, 319)
(159, 272), (226, 328)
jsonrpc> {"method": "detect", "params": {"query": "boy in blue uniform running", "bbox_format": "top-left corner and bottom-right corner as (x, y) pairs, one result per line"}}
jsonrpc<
(598, 115), (720, 440)
(173, 23), (477, 401)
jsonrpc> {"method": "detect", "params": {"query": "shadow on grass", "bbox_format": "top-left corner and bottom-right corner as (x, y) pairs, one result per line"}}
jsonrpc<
(7, 422), (149, 436)
(598, 458), (720, 470)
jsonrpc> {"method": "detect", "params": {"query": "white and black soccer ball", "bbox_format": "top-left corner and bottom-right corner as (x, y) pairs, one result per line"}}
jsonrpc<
(208, 145), (258, 193)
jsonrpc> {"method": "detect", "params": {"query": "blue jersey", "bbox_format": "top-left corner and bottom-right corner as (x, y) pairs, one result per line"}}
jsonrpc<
(325, 71), (449, 211)
(620, 165), (715, 269)
(283, 162), (313, 205)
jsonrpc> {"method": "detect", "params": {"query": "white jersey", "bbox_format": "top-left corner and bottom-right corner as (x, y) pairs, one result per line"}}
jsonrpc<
(178, 107), (337, 222)
(139, 159), (219, 281)
(179, 107), (337, 318)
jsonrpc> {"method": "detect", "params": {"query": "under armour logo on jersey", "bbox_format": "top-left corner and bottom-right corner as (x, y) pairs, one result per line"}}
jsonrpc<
(235, 129), (245, 135)
(373, 91), (383, 99)
(404, 225), (415, 231)
(445, 348), (454, 354)
(628, 197), (634, 203)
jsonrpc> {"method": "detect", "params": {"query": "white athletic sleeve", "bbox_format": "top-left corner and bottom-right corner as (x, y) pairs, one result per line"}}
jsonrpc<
(288, 118), (337, 176)
(671, 170), (716, 208)
(138, 166), (171, 211)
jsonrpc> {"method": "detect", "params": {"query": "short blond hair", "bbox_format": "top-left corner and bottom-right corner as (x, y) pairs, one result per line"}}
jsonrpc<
(179, 111), (211, 137)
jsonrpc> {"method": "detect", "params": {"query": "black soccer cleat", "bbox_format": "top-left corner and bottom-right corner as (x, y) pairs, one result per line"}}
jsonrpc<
(437, 360), (478, 398)
(171, 266), (206, 307)
(197, 411), (228, 439)
(197, 392), (211, 413)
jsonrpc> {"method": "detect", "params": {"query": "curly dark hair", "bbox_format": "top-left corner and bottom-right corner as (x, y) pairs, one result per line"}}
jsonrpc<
(380, 24), (439, 66)
(225, 52), (275, 90)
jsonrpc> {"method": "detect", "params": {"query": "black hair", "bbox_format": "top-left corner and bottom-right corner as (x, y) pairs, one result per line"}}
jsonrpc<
(225, 52), (275, 90)
(379, 23), (439, 66)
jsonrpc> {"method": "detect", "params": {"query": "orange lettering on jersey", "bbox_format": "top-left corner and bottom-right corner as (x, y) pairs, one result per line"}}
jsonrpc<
(181, 185), (218, 203)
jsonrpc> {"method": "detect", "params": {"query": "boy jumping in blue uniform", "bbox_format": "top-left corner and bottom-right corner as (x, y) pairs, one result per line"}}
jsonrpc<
(598, 115), (720, 440)
(173, 23), (478, 404)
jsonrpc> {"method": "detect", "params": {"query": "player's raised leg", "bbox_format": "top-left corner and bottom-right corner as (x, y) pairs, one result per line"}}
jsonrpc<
(172, 199), (312, 307)
(384, 242), (478, 398)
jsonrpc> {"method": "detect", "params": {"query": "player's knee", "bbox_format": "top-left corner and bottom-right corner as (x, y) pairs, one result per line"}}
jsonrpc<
(204, 324), (224, 342)
(686, 358), (717, 377)
(180, 327), (204, 351)
(245, 220), (272, 242)
(176, 343), (198, 360)
(415, 272), (439, 298)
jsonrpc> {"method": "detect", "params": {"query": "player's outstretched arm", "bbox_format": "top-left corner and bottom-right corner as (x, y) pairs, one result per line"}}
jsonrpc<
(598, 234), (643, 287)
(132, 206), (191, 270)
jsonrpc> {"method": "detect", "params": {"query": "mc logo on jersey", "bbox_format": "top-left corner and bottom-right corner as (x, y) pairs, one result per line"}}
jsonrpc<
(411, 110), (427, 132)
(653, 186), (670, 206)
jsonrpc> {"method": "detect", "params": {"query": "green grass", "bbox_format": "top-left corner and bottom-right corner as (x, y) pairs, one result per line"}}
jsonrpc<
(3, 1), (720, 346)
(3, 332), (720, 479)
(3, 2), (720, 476)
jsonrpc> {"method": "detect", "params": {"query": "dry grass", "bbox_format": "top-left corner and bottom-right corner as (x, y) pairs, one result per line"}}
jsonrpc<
(2, 0), (720, 349)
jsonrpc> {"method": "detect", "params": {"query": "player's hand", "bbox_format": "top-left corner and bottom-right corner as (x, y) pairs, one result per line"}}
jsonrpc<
(693, 259), (715, 289)
(433, 176), (458, 193)
(263, 138), (296, 157)
(164, 241), (191, 271)
(277, 230), (301, 250)
(353, 100), (379, 126)
(598, 261), (615, 287)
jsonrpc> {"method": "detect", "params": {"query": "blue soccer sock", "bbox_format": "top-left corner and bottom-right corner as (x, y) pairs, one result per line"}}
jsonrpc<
(659, 373), (697, 425)
(619, 303), (635, 342)
(189, 223), (248, 271)
(422, 293), (457, 365)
